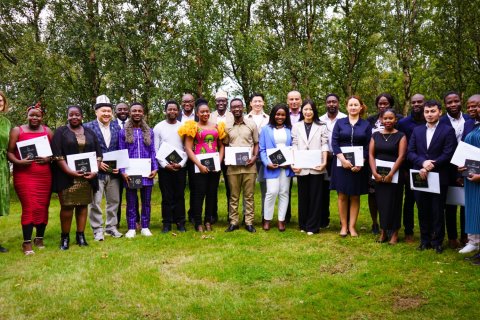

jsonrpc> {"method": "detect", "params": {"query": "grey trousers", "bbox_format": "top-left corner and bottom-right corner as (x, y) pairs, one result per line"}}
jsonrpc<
(89, 175), (120, 233)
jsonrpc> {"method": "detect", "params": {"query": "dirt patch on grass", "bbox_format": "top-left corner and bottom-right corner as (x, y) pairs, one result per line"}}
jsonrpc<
(318, 257), (354, 275)
(393, 295), (427, 311)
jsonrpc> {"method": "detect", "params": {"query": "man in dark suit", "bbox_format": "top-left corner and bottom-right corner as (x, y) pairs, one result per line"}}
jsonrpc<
(407, 99), (457, 253)
(440, 91), (470, 248)
(84, 95), (123, 240)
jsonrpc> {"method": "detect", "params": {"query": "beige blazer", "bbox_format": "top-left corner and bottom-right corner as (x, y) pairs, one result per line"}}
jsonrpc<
(291, 121), (329, 176)
(210, 110), (234, 124)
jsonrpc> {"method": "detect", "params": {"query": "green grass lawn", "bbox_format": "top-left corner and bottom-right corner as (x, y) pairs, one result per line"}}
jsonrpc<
(0, 180), (479, 319)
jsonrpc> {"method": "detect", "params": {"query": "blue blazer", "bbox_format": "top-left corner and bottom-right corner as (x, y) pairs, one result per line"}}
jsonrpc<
(407, 122), (457, 186)
(259, 125), (294, 179)
(462, 119), (476, 141)
(84, 120), (121, 180)
(439, 113), (470, 127)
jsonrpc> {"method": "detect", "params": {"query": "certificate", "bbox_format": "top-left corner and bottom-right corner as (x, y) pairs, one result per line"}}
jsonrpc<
(156, 142), (187, 167)
(446, 186), (465, 206)
(293, 149), (322, 169)
(336, 146), (364, 167)
(102, 149), (130, 168)
(225, 147), (252, 165)
(451, 141), (480, 167)
(16, 135), (52, 159)
(125, 158), (152, 177)
(372, 159), (399, 183)
(66, 151), (99, 173)
(409, 169), (440, 194)
(195, 152), (221, 173)
(267, 147), (293, 166)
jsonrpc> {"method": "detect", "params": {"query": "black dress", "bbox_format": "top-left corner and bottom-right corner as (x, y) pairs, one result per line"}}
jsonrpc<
(372, 131), (405, 230)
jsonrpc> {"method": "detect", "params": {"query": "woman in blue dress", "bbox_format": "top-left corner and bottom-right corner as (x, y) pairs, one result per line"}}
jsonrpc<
(330, 96), (371, 237)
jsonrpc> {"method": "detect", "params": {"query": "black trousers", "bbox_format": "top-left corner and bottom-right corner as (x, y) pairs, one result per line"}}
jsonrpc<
(186, 159), (195, 222)
(297, 174), (324, 233)
(320, 156), (333, 228)
(445, 204), (466, 240)
(189, 164), (221, 227)
(158, 167), (186, 226)
(414, 185), (447, 247)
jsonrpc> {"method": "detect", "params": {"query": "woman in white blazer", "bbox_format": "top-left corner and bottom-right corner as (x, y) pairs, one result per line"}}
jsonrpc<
(291, 99), (329, 235)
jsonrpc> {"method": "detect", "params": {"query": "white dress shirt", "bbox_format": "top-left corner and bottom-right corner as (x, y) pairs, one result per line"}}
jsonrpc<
(319, 111), (347, 152)
(426, 121), (439, 149)
(98, 120), (111, 148)
(447, 112), (465, 143)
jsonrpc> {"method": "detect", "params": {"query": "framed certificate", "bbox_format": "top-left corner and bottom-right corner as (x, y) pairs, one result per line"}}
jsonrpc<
(103, 149), (130, 168)
(16, 135), (52, 159)
(409, 169), (440, 194)
(66, 151), (99, 173)
(293, 149), (322, 169)
(195, 152), (221, 173)
(225, 147), (252, 165)
(125, 158), (152, 177)
(336, 146), (364, 167)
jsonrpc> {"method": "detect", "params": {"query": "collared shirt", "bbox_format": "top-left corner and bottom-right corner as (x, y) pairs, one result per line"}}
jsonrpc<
(224, 117), (259, 175)
(397, 112), (426, 143)
(447, 112), (465, 142)
(117, 118), (127, 129)
(319, 111), (347, 152)
(180, 111), (195, 123)
(290, 111), (301, 124)
(97, 119), (111, 148)
(426, 121), (439, 149)
(246, 111), (269, 134)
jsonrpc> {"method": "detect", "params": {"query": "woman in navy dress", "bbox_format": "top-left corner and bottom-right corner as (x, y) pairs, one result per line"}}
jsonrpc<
(330, 96), (371, 237)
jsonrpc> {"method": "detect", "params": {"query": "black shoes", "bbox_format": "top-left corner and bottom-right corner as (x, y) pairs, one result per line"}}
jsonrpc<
(465, 251), (480, 261)
(0, 244), (7, 253)
(417, 243), (432, 251)
(245, 225), (256, 233)
(225, 224), (239, 232)
(60, 233), (70, 250)
(162, 224), (172, 233)
(371, 224), (380, 235)
(433, 245), (443, 254)
(76, 232), (88, 247)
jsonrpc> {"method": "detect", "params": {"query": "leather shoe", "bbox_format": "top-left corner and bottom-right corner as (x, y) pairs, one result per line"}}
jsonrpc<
(76, 232), (88, 247)
(262, 220), (270, 231)
(162, 224), (172, 233)
(278, 221), (286, 232)
(464, 251), (480, 261)
(225, 224), (239, 232)
(417, 243), (432, 251)
(60, 233), (70, 250)
(245, 225), (256, 233)
(177, 224), (186, 232)
(434, 245), (443, 254)
(0, 244), (8, 253)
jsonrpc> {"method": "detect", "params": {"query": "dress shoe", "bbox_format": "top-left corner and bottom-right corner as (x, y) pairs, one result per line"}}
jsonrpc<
(33, 237), (45, 249)
(76, 232), (88, 247)
(60, 233), (70, 250)
(434, 245), (444, 254)
(471, 259), (480, 266)
(464, 251), (480, 261)
(278, 221), (286, 232)
(22, 241), (35, 255)
(404, 234), (414, 243)
(459, 243), (479, 254)
(262, 220), (270, 231)
(162, 224), (172, 234)
(417, 243), (432, 251)
(245, 225), (256, 233)
(448, 239), (460, 249)
(225, 224), (239, 232)
(371, 224), (380, 235)
(177, 224), (186, 232)
(0, 244), (8, 253)
(205, 223), (212, 231)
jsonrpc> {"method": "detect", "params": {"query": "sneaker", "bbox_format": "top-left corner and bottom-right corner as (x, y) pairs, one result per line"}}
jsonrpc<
(94, 232), (104, 241)
(125, 229), (136, 238)
(307, 232), (314, 236)
(141, 228), (153, 237)
(459, 243), (479, 254)
(105, 228), (123, 238)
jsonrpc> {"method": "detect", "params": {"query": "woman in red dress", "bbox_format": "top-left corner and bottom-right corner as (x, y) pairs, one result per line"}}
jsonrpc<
(7, 103), (53, 255)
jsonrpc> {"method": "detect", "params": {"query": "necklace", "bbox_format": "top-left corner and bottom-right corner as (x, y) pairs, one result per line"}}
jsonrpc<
(381, 132), (393, 141)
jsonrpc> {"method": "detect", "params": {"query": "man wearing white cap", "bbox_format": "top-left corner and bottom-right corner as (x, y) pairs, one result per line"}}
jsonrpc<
(84, 95), (123, 240)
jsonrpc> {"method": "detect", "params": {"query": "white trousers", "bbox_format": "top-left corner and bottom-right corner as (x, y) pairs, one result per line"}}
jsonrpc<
(264, 169), (291, 221)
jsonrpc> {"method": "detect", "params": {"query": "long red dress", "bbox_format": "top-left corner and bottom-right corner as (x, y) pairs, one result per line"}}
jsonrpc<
(13, 125), (52, 225)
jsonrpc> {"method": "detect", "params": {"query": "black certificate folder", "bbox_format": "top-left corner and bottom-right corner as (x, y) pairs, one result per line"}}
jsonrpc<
(463, 159), (480, 177)
(166, 150), (183, 164)
(269, 149), (286, 165)
(343, 152), (355, 166)
(19, 144), (38, 159)
(412, 172), (428, 188)
(200, 158), (216, 171)
(129, 175), (143, 189)
(235, 152), (249, 165)
(75, 159), (91, 173)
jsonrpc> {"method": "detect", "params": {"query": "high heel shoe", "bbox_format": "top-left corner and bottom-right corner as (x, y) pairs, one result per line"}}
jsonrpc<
(76, 232), (88, 247)
(60, 233), (70, 250)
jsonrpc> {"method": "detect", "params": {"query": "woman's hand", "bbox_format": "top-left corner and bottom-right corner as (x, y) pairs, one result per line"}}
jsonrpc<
(199, 165), (209, 174)
(16, 157), (35, 167)
(383, 173), (393, 183)
(342, 159), (353, 169)
(350, 166), (361, 173)
(33, 156), (51, 165)
(292, 167), (302, 174)
(314, 164), (326, 172)
(372, 172), (383, 182)
(267, 163), (279, 170)
(83, 172), (97, 180)
(467, 173), (480, 183)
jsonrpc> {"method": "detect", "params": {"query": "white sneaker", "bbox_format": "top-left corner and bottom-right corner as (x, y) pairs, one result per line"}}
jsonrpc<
(94, 232), (104, 241)
(105, 228), (123, 238)
(125, 229), (136, 238)
(459, 243), (479, 254)
(307, 232), (314, 236)
(141, 228), (153, 237)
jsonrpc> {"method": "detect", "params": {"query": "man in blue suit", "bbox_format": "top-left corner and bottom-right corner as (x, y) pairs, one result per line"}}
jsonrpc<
(407, 99), (457, 253)
(440, 92), (470, 248)
(84, 95), (123, 240)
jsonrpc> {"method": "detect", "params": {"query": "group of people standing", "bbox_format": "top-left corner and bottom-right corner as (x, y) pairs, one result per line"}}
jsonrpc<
(0, 89), (479, 266)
